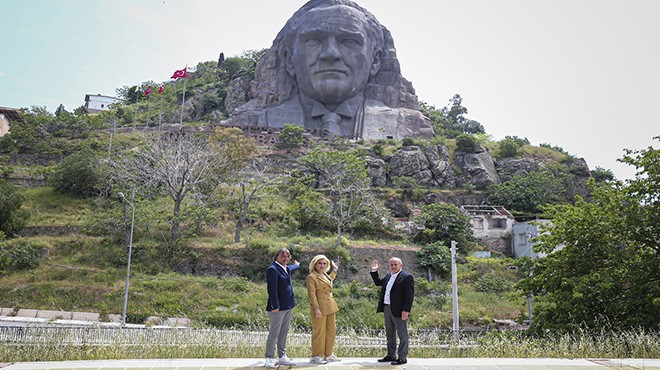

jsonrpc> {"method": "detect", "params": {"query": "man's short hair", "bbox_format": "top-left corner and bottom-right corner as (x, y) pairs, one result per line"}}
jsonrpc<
(274, 248), (291, 261)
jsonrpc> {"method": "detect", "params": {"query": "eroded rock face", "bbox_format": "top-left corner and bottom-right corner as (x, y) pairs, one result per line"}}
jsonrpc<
(495, 157), (541, 182)
(454, 146), (501, 190)
(224, 73), (253, 115)
(387, 145), (457, 188)
(220, 0), (433, 140)
(365, 156), (387, 187)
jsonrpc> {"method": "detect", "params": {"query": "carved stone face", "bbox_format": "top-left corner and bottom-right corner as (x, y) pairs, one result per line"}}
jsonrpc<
(287, 5), (380, 106)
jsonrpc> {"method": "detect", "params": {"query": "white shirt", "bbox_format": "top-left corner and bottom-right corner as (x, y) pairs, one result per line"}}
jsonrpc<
(384, 271), (400, 305)
(275, 261), (288, 274)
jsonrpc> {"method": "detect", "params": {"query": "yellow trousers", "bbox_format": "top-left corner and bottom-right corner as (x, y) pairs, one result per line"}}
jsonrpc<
(310, 311), (336, 357)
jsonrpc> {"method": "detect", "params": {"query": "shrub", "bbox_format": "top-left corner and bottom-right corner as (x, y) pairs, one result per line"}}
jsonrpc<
(401, 137), (415, 146)
(0, 180), (28, 236)
(416, 241), (452, 278)
(497, 137), (522, 158)
(455, 134), (479, 153)
(476, 272), (512, 292)
(277, 124), (306, 148)
(48, 148), (108, 198)
(0, 238), (43, 273)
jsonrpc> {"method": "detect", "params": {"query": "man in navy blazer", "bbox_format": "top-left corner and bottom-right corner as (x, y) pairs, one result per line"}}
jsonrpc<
(264, 248), (300, 368)
(370, 257), (414, 365)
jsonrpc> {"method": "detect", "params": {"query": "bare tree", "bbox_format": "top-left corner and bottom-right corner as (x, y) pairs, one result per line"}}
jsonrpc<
(116, 132), (229, 246)
(226, 159), (283, 243)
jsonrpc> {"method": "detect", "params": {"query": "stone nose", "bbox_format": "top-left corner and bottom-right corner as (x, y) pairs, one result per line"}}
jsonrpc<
(319, 37), (342, 61)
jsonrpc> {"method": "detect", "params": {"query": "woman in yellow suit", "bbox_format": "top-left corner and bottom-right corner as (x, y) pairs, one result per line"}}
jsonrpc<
(306, 254), (341, 364)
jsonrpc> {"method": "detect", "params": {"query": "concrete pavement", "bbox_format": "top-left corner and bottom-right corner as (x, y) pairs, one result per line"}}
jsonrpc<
(2, 358), (659, 370)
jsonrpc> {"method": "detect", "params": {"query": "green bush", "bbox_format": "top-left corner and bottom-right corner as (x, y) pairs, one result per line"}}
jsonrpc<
(48, 148), (108, 198)
(0, 180), (28, 236)
(476, 272), (512, 292)
(0, 238), (43, 273)
(497, 137), (521, 158)
(416, 242), (451, 278)
(455, 134), (479, 153)
(277, 124), (306, 148)
(401, 137), (415, 146)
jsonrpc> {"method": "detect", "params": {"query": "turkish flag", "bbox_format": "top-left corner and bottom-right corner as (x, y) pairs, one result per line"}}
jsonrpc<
(144, 86), (152, 96)
(158, 85), (164, 94)
(171, 67), (187, 79)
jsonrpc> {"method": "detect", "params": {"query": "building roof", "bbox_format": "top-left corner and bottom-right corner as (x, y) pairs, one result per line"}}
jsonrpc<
(0, 106), (26, 122)
(460, 205), (514, 218)
(85, 94), (122, 102)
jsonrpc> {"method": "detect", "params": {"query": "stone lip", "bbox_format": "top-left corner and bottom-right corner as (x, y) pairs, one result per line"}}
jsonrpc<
(1, 308), (190, 328)
(2, 358), (659, 370)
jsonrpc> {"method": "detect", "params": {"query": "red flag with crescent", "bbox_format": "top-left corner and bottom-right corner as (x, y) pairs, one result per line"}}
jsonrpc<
(171, 67), (187, 79)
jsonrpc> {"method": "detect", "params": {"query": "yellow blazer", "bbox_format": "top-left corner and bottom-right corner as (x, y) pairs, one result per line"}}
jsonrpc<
(306, 270), (339, 314)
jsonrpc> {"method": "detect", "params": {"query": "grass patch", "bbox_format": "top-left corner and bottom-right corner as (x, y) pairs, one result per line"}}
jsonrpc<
(19, 187), (95, 226)
(0, 327), (657, 361)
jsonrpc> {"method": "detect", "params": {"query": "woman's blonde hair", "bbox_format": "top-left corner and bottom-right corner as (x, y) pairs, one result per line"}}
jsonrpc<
(309, 254), (330, 274)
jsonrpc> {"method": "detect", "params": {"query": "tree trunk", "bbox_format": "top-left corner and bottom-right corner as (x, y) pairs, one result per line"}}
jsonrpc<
(234, 218), (244, 243)
(171, 198), (182, 244)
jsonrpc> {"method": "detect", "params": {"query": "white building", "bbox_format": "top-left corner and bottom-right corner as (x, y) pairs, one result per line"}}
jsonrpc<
(460, 205), (516, 254)
(0, 106), (25, 138)
(84, 94), (122, 113)
(511, 220), (552, 259)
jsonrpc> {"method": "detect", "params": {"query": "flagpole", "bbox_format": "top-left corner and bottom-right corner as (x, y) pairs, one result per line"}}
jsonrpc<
(133, 84), (140, 129)
(158, 92), (163, 131)
(146, 93), (152, 130)
(179, 77), (187, 125)
(109, 118), (115, 154)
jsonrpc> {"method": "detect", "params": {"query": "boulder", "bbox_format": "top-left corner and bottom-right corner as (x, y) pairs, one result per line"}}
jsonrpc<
(454, 146), (501, 190)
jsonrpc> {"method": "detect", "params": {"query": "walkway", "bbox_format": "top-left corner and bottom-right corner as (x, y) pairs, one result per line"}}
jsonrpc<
(2, 358), (659, 370)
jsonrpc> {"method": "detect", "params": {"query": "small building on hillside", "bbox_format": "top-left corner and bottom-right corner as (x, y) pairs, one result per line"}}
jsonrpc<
(511, 220), (552, 259)
(460, 205), (516, 254)
(0, 106), (25, 138)
(84, 94), (122, 113)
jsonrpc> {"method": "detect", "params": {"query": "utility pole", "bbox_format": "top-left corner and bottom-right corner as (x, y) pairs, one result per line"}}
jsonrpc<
(451, 240), (459, 342)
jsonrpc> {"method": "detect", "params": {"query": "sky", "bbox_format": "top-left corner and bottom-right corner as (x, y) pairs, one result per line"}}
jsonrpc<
(1, 0), (658, 180)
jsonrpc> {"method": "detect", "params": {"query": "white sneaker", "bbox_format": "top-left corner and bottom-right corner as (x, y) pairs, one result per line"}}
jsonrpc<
(276, 355), (296, 366)
(324, 354), (340, 362)
(264, 357), (275, 368)
(310, 356), (328, 364)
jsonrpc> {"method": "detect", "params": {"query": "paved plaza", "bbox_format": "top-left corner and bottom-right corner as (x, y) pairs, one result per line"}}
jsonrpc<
(2, 358), (659, 370)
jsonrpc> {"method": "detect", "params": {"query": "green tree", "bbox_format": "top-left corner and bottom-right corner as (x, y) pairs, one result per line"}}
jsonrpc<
(0, 180), (28, 237)
(277, 124), (306, 148)
(226, 160), (282, 243)
(618, 136), (659, 250)
(413, 203), (476, 254)
(49, 148), (108, 198)
(416, 241), (451, 281)
(516, 138), (660, 333)
(279, 170), (330, 232)
(301, 149), (380, 245)
(590, 166), (615, 183)
(487, 170), (566, 215)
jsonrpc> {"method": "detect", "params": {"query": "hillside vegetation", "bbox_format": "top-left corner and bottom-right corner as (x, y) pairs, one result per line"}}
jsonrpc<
(1, 52), (657, 336)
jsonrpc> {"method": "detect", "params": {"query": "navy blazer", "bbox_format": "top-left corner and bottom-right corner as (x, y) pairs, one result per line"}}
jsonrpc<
(371, 270), (414, 317)
(266, 262), (300, 311)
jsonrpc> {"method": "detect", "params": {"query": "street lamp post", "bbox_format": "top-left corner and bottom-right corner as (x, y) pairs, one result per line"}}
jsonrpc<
(118, 192), (135, 326)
